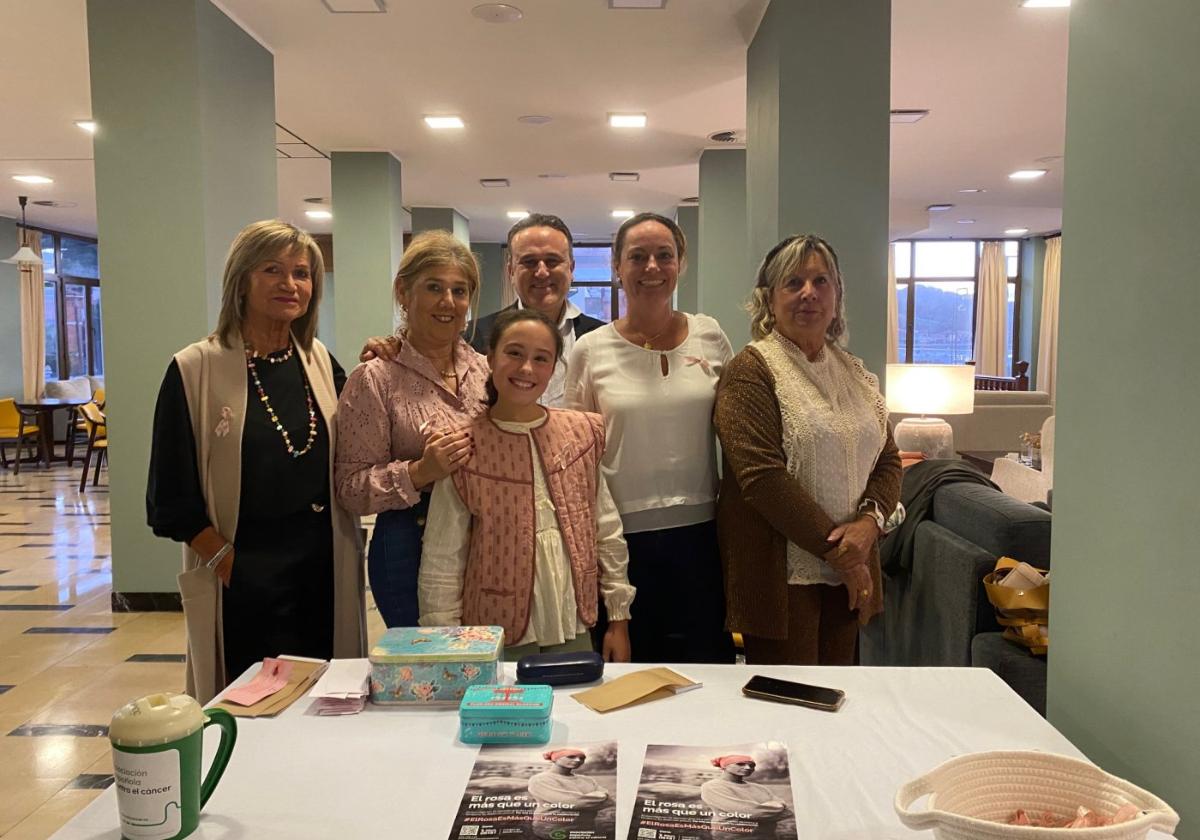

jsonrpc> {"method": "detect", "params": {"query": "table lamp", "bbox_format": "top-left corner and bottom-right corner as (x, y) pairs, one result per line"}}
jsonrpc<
(886, 364), (975, 459)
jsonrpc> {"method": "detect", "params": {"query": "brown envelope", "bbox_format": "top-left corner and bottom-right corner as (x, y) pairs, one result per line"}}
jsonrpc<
(571, 667), (700, 713)
(214, 658), (327, 718)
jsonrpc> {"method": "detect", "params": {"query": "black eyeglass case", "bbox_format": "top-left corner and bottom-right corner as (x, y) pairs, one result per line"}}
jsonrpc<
(516, 651), (604, 686)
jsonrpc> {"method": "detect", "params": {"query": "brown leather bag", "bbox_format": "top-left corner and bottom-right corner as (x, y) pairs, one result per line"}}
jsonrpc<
(983, 556), (1049, 655)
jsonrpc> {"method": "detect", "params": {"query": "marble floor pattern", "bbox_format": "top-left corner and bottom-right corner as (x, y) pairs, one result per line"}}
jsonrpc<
(0, 461), (386, 838)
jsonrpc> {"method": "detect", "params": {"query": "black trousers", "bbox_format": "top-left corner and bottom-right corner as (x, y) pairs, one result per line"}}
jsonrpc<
(594, 519), (734, 664)
(222, 507), (335, 680)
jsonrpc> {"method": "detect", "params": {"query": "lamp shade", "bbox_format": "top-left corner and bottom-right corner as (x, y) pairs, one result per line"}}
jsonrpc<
(886, 364), (975, 415)
(3, 245), (42, 265)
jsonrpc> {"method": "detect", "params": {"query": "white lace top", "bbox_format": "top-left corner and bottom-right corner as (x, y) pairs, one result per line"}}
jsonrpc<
(752, 333), (888, 585)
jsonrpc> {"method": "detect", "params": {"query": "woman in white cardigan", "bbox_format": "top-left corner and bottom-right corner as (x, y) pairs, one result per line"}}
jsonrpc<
(147, 220), (366, 703)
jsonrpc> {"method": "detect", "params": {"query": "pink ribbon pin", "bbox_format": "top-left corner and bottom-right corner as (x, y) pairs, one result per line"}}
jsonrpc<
(683, 356), (712, 375)
(214, 406), (233, 438)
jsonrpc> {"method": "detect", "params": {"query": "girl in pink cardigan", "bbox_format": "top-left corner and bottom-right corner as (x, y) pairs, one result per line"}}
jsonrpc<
(418, 309), (634, 660)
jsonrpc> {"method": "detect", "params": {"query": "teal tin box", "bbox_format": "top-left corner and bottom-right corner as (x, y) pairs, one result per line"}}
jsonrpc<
(369, 626), (503, 706)
(459, 684), (554, 744)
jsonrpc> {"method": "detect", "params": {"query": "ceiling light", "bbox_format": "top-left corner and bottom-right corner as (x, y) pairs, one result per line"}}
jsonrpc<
(1021, 0), (1069, 7)
(609, 172), (640, 182)
(471, 3), (523, 23)
(927, 203), (954, 212)
(608, 113), (646, 129)
(517, 115), (552, 125)
(3, 197), (42, 265)
(611, 209), (635, 219)
(1009, 169), (1048, 180)
(956, 219), (976, 225)
(890, 109), (929, 124)
(12, 175), (53, 185)
(424, 115), (465, 129)
(609, 0), (667, 7)
(75, 120), (97, 134)
(537, 173), (567, 180)
(480, 178), (510, 188)
(1005, 228), (1030, 236)
(957, 188), (986, 194)
(507, 211), (529, 220)
(305, 210), (332, 220)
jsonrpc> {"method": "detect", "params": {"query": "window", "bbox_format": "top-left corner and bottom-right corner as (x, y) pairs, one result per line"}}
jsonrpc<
(892, 239), (1022, 372)
(568, 245), (621, 322)
(37, 229), (104, 380)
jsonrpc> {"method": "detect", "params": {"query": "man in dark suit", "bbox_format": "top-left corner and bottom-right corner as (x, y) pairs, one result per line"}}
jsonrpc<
(467, 213), (605, 406)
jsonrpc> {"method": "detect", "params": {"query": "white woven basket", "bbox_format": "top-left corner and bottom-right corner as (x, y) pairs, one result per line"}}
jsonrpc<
(895, 751), (1179, 840)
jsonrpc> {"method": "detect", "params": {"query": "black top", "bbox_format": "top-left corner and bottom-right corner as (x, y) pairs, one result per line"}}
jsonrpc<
(146, 350), (346, 545)
(466, 302), (606, 354)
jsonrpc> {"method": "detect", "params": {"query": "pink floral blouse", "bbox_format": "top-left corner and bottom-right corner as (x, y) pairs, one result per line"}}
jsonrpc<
(334, 336), (490, 515)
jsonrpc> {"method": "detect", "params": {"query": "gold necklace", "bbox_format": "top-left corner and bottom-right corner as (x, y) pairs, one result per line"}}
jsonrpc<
(629, 314), (674, 350)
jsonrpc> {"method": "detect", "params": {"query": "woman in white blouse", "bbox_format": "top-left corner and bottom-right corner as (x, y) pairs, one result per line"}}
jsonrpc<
(714, 234), (901, 665)
(419, 309), (634, 660)
(565, 212), (735, 663)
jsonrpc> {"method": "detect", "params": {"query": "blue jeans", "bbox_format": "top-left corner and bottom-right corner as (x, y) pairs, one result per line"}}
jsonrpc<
(367, 496), (429, 629)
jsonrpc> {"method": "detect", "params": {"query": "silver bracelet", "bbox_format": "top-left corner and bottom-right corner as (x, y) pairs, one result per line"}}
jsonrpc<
(205, 541), (233, 569)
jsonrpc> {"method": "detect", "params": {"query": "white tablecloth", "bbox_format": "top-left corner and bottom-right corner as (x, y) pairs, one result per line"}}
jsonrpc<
(51, 663), (1169, 839)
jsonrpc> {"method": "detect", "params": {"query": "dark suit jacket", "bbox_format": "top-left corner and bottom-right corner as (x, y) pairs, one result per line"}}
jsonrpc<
(466, 302), (606, 354)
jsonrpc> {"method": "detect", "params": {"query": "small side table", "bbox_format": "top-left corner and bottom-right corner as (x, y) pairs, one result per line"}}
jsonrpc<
(14, 398), (91, 469)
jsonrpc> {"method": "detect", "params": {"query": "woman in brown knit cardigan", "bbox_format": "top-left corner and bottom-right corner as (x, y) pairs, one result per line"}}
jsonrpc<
(714, 234), (901, 665)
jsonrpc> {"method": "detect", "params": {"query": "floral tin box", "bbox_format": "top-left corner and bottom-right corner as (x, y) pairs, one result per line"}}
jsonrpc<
(369, 626), (503, 706)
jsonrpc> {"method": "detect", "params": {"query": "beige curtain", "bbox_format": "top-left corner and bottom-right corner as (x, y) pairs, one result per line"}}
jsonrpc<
(972, 241), (1007, 376)
(18, 228), (45, 401)
(886, 245), (899, 364)
(1037, 236), (1062, 401)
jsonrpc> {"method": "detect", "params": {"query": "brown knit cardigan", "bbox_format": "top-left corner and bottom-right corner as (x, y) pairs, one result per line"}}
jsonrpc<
(714, 344), (902, 640)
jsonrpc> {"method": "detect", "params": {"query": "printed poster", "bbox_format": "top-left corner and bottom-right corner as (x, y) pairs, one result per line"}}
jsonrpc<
(448, 740), (618, 839)
(627, 742), (797, 840)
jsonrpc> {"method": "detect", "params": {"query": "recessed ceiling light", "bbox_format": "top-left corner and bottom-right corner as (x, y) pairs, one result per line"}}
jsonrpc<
(611, 209), (635, 219)
(1005, 228), (1030, 236)
(507, 210), (529, 220)
(305, 210), (332, 220)
(424, 115), (465, 129)
(12, 175), (53, 184)
(74, 120), (97, 134)
(517, 115), (552, 125)
(319, 0), (386, 12)
(956, 219), (976, 225)
(537, 173), (568, 180)
(471, 3), (523, 23)
(609, 0), (666, 7)
(1021, 0), (1069, 8)
(608, 113), (647, 129)
(609, 172), (640, 182)
(957, 187), (987, 194)
(890, 109), (929, 124)
(1009, 169), (1048, 180)
(480, 178), (510, 188)
(927, 203), (954, 212)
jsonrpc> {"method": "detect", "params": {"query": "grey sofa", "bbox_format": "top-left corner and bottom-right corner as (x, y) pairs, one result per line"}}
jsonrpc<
(860, 482), (1051, 714)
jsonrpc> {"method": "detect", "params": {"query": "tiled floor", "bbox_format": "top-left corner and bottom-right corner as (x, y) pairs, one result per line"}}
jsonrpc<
(0, 461), (386, 837)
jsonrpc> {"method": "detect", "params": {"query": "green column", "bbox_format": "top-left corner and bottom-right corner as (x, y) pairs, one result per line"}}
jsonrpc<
(330, 152), (404, 357)
(88, 0), (276, 599)
(747, 0), (891, 376)
(698, 149), (752, 352)
(674, 204), (699, 314)
(1048, 0), (1200, 827)
(412, 207), (470, 245)
(472, 242), (505, 319)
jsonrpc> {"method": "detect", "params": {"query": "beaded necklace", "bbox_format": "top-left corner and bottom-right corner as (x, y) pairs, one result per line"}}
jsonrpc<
(245, 341), (317, 458)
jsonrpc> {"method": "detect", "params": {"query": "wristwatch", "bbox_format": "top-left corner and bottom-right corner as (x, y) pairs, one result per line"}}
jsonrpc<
(858, 499), (889, 535)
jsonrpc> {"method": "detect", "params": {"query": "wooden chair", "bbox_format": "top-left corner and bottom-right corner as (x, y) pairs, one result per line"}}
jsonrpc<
(0, 397), (40, 474)
(77, 402), (108, 491)
(968, 360), (1030, 391)
(68, 389), (106, 466)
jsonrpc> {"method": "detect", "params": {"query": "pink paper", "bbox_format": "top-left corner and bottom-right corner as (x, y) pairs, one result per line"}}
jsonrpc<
(223, 658), (294, 706)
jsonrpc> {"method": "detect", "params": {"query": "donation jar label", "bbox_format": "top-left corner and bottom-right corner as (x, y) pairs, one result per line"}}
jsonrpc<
(113, 748), (183, 839)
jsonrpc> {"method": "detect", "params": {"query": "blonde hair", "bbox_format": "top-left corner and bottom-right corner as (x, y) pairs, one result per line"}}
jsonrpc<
(393, 230), (481, 318)
(215, 220), (324, 351)
(745, 234), (846, 343)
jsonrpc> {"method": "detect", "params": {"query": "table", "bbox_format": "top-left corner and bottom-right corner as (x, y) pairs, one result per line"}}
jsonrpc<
(50, 664), (1171, 839)
(14, 398), (91, 468)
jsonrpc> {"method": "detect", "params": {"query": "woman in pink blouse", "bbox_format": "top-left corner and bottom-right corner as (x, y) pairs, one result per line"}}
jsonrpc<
(335, 231), (490, 627)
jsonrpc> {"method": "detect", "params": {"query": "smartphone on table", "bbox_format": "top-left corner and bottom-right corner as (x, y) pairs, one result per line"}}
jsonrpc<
(741, 675), (846, 712)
